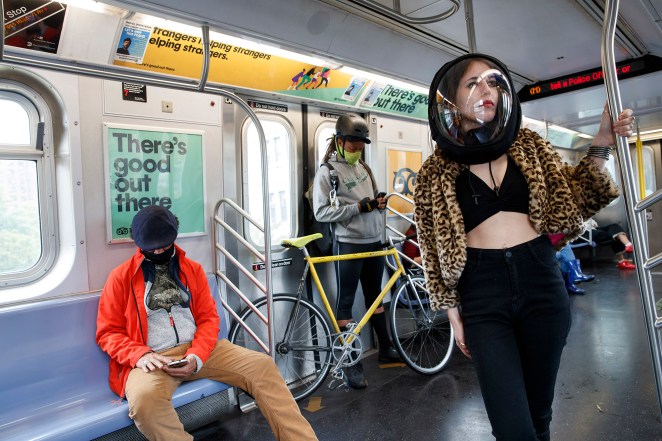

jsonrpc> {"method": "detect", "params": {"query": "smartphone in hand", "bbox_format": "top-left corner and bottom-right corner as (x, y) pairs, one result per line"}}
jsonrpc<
(167, 359), (189, 368)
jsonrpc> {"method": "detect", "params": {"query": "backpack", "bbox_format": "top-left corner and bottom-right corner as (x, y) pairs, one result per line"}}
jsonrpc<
(304, 163), (338, 255)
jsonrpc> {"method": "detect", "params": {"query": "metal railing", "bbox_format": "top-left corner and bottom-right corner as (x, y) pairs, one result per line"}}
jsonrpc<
(383, 192), (423, 273)
(603, 0), (662, 417)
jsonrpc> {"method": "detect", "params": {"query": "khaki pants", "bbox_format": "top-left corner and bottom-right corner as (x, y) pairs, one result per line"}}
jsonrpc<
(125, 339), (318, 441)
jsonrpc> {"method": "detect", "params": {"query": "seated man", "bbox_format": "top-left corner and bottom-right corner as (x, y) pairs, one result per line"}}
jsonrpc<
(96, 205), (317, 441)
(580, 219), (635, 269)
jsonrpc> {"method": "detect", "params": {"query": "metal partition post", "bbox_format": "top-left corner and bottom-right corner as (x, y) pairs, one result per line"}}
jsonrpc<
(602, 0), (662, 417)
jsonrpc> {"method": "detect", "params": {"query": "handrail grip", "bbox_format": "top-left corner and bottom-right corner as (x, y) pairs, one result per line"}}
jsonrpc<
(635, 187), (662, 212)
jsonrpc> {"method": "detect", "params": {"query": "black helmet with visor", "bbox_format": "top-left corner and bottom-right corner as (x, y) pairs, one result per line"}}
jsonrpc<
(335, 113), (371, 144)
(428, 53), (521, 164)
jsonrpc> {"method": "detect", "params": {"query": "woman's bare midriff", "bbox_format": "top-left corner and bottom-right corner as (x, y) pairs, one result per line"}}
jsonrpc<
(466, 211), (539, 249)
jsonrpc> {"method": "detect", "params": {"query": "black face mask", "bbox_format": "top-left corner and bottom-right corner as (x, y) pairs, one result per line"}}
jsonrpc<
(141, 245), (175, 264)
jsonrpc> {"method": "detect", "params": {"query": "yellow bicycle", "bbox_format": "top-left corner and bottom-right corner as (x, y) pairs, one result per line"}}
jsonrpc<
(228, 233), (454, 401)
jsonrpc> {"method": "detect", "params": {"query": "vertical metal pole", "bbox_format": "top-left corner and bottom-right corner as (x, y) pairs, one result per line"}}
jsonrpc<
(256, 121), (275, 358)
(464, 0), (477, 53)
(198, 25), (210, 92)
(602, 0), (662, 417)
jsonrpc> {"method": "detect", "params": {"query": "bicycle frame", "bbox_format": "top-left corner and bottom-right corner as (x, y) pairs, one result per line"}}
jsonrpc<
(302, 246), (405, 339)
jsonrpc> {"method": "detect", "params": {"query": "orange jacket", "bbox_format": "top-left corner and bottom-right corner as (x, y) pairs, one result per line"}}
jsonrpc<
(96, 245), (220, 397)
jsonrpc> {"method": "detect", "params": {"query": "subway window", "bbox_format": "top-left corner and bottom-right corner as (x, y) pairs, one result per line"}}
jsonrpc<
(242, 116), (295, 246)
(0, 88), (55, 286)
(315, 123), (335, 165)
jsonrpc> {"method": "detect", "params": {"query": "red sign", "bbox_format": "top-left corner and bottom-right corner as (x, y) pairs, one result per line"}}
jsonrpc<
(518, 55), (661, 102)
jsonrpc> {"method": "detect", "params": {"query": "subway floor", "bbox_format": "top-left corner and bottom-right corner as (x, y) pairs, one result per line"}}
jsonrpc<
(193, 259), (661, 441)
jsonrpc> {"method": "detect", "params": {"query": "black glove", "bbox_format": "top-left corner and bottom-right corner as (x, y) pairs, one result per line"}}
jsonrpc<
(359, 197), (379, 212)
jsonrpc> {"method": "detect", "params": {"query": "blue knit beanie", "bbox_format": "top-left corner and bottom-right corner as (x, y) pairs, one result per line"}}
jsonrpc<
(131, 205), (178, 250)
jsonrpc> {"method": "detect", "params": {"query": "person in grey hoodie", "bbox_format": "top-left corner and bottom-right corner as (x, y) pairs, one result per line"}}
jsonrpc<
(312, 113), (400, 389)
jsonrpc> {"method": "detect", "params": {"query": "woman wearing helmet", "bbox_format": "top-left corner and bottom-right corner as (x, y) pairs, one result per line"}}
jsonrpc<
(414, 54), (634, 441)
(312, 113), (398, 389)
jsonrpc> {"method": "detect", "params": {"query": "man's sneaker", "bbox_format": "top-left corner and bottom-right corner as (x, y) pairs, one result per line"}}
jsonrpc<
(618, 260), (636, 270)
(378, 346), (402, 363)
(344, 361), (367, 389)
(624, 243), (633, 253)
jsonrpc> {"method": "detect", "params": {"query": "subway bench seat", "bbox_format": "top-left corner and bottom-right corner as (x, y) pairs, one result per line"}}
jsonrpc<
(0, 275), (233, 441)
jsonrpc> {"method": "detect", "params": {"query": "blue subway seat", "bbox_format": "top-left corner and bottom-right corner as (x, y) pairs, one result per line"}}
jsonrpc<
(0, 274), (232, 441)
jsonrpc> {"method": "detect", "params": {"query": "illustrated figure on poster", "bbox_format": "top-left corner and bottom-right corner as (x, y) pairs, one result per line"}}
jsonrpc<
(316, 68), (331, 88)
(307, 71), (321, 89)
(344, 84), (355, 96)
(288, 68), (306, 90)
(296, 67), (317, 89)
(117, 38), (132, 55)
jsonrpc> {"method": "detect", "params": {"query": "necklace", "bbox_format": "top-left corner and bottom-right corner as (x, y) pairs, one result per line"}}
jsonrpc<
(467, 165), (480, 205)
(488, 161), (500, 196)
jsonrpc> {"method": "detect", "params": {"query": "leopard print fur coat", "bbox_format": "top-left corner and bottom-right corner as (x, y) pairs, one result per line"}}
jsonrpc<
(414, 128), (620, 310)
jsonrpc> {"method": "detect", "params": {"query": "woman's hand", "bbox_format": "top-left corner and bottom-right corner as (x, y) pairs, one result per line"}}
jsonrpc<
(448, 307), (471, 359)
(593, 105), (635, 146)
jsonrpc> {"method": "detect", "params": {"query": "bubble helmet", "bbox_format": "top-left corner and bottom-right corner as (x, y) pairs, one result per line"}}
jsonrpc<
(428, 53), (521, 165)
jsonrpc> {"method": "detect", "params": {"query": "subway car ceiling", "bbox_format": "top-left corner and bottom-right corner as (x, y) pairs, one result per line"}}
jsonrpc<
(3, 0), (661, 142)
(94, 0), (662, 140)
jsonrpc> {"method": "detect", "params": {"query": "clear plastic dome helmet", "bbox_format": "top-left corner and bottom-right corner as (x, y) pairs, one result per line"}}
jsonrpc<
(428, 53), (521, 165)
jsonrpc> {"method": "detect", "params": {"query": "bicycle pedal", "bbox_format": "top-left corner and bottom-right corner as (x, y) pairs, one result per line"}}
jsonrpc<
(327, 377), (349, 391)
(328, 369), (349, 391)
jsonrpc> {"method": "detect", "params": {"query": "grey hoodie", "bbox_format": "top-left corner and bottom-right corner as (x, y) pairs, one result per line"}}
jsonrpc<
(312, 154), (384, 244)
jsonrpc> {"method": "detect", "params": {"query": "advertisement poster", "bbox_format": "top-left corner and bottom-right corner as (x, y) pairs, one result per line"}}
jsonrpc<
(359, 84), (428, 119)
(362, 84), (385, 107)
(3, 0), (66, 53)
(103, 124), (205, 244)
(340, 77), (367, 103)
(387, 149), (421, 214)
(111, 20), (428, 120)
(114, 20), (152, 64)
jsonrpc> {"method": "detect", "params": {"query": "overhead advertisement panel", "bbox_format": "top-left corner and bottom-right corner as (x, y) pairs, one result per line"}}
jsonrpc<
(112, 19), (428, 120)
(2, 0), (67, 54)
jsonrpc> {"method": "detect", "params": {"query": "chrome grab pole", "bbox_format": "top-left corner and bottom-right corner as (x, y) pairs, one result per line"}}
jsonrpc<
(602, 0), (662, 417)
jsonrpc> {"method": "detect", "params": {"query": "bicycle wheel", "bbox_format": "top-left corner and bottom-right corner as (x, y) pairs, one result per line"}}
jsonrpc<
(390, 276), (454, 374)
(228, 294), (333, 402)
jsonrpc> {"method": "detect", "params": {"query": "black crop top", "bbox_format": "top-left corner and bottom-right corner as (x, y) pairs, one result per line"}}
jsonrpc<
(456, 157), (530, 233)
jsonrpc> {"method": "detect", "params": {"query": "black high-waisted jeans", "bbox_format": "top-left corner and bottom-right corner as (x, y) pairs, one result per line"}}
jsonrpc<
(458, 235), (571, 441)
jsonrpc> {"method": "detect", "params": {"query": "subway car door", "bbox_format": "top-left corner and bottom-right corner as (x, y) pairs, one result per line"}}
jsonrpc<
(220, 95), (304, 315)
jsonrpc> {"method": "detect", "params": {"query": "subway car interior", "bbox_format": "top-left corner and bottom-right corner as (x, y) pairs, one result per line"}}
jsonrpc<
(1, 0), (662, 440)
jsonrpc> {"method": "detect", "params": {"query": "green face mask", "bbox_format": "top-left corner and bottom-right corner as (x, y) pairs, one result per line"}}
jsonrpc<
(336, 142), (361, 166)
